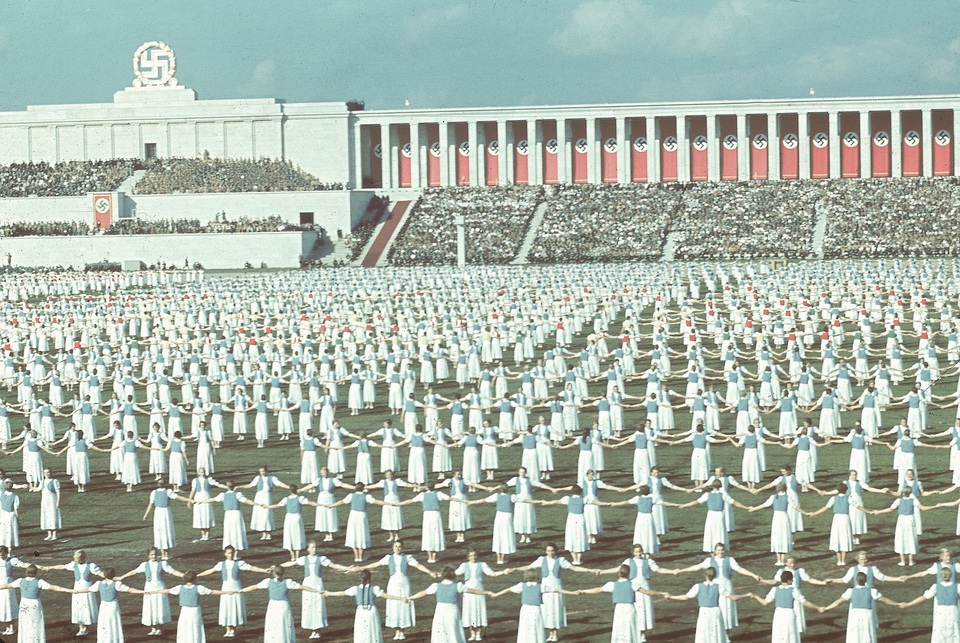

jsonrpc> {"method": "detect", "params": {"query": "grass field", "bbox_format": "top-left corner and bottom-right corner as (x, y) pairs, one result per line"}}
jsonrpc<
(3, 287), (959, 642)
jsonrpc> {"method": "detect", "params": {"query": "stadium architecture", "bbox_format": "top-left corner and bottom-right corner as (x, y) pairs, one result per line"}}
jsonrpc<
(1, 42), (959, 268)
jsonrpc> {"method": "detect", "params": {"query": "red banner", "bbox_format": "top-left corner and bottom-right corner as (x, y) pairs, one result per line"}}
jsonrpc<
(397, 124), (412, 188)
(779, 114), (799, 180)
(630, 118), (648, 183)
(933, 110), (953, 176)
(718, 115), (738, 181)
(689, 116), (707, 181)
(809, 113), (830, 179)
(368, 126), (383, 188)
(599, 120), (617, 183)
(570, 120), (588, 183)
(455, 123), (470, 186)
(513, 122), (529, 185)
(542, 121), (559, 184)
(749, 115), (768, 180)
(425, 124), (440, 187)
(483, 123), (499, 186)
(659, 117), (678, 182)
(840, 112), (860, 178)
(92, 193), (112, 231)
(901, 112), (922, 177)
(871, 112), (891, 178)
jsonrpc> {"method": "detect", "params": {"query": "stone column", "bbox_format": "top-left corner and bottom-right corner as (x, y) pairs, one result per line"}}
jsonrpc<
(409, 122), (421, 188)
(737, 113), (748, 181)
(922, 108), (933, 177)
(381, 123), (393, 189)
(828, 112), (840, 179)
(860, 111), (871, 178)
(891, 110), (902, 177)
(438, 122), (450, 187)
(615, 116), (627, 183)
(497, 120), (508, 185)
(707, 115), (719, 181)
(768, 113), (780, 180)
(468, 121), (479, 186)
(677, 116), (689, 183)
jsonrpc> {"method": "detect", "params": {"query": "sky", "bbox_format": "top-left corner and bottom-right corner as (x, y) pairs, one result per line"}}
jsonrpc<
(0, 1), (957, 112)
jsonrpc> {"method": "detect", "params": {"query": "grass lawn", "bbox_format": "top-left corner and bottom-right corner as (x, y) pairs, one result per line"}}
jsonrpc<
(4, 289), (958, 642)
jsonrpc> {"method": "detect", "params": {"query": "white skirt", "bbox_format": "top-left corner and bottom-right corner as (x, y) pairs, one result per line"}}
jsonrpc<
(421, 510), (446, 552)
(353, 605), (383, 643)
(176, 605), (207, 643)
(301, 576), (327, 629)
(153, 506), (176, 549)
(829, 514), (854, 553)
(385, 574), (414, 628)
(217, 579), (246, 626)
(430, 603), (465, 643)
(98, 600), (125, 642)
(142, 579), (172, 625)
(345, 510), (371, 549)
(491, 512), (516, 555)
(282, 513), (306, 551)
(516, 604), (546, 643)
(263, 599), (296, 643)
(564, 513), (589, 553)
(222, 510), (249, 551)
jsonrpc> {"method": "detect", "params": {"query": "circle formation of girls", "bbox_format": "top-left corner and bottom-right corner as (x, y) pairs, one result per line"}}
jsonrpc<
(0, 261), (958, 642)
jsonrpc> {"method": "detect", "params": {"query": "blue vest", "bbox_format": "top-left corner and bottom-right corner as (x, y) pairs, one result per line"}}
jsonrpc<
(774, 586), (794, 609)
(935, 582), (959, 606)
(99, 581), (119, 602)
(696, 582), (720, 608)
(144, 562), (165, 584)
(387, 554), (409, 576)
(19, 577), (40, 600)
(178, 584), (200, 607)
(849, 586), (873, 610)
(521, 583), (542, 606)
(222, 491), (240, 511)
(496, 493), (514, 513)
(268, 578), (289, 601)
(541, 557), (561, 580)
(706, 492), (724, 512)
(355, 583), (375, 607)
(636, 496), (654, 514)
(422, 491), (441, 512)
(221, 560), (241, 582)
(304, 556), (325, 578)
(285, 496), (302, 514)
(898, 497), (915, 516)
(772, 494), (788, 512)
(612, 579), (635, 604)
(833, 495), (849, 515)
(73, 562), (92, 583)
(350, 494), (367, 512)
(567, 496), (585, 515)
(435, 582), (459, 604)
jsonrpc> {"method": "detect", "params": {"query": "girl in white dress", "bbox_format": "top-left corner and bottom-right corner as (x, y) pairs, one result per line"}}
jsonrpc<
(358, 539), (435, 641)
(115, 547), (184, 637)
(0, 565), (72, 643)
(195, 546), (271, 639)
(406, 566), (475, 643)
(238, 566), (324, 643)
(454, 549), (510, 641)
(151, 571), (224, 643)
(187, 469), (222, 542)
(575, 564), (668, 643)
(74, 567), (143, 643)
(278, 540), (354, 640)
(485, 568), (577, 643)
(322, 570), (404, 643)
(38, 469), (61, 541)
(897, 567), (960, 643)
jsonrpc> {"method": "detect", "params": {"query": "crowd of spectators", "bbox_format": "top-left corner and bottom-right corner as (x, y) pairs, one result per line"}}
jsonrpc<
(668, 181), (821, 260)
(819, 177), (960, 258)
(389, 186), (544, 265)
(528, 184), (678, 263)
(134, 158), (343, 194)
(0, 160), (135, 197)
(103, 215), (318, 235)
(0, 220), (92, 237)
(0, 215), (318, 237)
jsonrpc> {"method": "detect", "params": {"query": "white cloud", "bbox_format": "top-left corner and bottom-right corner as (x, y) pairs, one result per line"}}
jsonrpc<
(238, 59), (278, 97)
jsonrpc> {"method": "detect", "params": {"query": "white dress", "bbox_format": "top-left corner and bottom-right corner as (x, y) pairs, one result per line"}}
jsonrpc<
(686, 581), (728, 643)
(13, 577), (51, 643)
(88, 580), (129, 643)
(215, 559), (252, 626)
(345, 584), (385, 643)
(923, 582), (960, 643)
(169, 583), (213, 643)
(456, 561), (493, 627)
(64, 560), (100, 626)
(379, 554), (416, 628)
(841, 587), (880, 643)
(134, 560), (174, 626)
(530, 556), (571, 629)
(296, 555), (330, 630)
(424, 581), (467, 643)
(603, 579), (643, 643)
(509, 582), (547, 643)
(39, 478), (61, 530)
(257, 578), (299, 643)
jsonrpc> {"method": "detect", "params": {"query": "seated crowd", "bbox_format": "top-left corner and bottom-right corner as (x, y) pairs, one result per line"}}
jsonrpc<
(819, 177), (960, 258)
(527, 183), (678, 263)
(389, 186), (544, 265)
(668, 180), (821, 260)
(0, 160), (135, 197)
(0, 215), (317, 237)
(134, 157), (343, 194)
